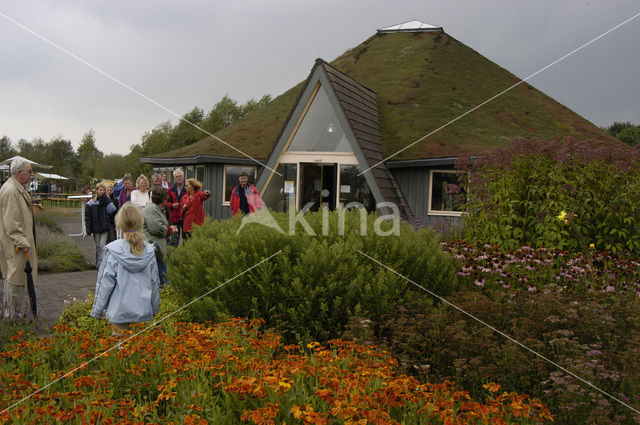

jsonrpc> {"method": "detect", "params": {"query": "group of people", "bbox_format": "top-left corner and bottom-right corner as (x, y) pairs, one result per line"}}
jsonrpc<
(85, 169), (212, 279)
(1, 158), (264, 338)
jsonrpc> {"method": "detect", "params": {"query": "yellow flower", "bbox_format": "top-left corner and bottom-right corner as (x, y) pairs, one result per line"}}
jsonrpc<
(589, 243), (595, 249)
(557, 211), (567, 221)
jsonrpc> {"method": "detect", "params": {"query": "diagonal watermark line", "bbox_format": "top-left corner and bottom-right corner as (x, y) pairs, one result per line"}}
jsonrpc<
(0, 11), (281, 176)
(0, 250), (282, 415)
(357, 249), (640, 415)
(358, 11), (640, 176)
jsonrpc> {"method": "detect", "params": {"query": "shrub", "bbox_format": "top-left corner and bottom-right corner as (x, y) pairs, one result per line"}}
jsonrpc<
(459, 138), (640, 253)
(35, 213), (64, 234)
(36, 224), (92, 272)
(167, 210), (457, 342)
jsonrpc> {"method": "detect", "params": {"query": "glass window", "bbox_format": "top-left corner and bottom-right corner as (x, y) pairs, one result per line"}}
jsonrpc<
(261, 163), (298, 212)
(186, 166), (195, 180)
(339, 165), (375, 211)
(196, 165), (205, 183)
(224, 166), (257, 203)
(429, 171), (466, 214)
(288, 85), (352, 153)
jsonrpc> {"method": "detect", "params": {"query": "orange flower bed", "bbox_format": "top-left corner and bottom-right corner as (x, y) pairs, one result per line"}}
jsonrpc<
(0, 319), (552, 424)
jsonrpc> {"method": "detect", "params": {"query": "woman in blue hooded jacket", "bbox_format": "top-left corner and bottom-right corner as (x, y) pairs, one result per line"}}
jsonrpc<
(90, 203), (160, 336)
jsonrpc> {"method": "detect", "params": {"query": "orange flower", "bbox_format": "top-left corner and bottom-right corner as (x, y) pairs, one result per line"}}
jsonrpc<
(241, 402), (279, 425)
(483, 382), (501, 393)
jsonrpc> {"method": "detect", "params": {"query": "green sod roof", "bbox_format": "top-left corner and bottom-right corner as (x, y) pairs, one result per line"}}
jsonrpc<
(152, 31), (619, 161)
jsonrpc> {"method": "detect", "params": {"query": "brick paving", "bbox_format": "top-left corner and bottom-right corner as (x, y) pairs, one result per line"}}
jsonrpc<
(34, 270), (97, 332)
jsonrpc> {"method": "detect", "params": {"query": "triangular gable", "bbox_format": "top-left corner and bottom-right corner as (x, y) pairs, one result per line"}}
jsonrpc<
(257, 59), (405, 209)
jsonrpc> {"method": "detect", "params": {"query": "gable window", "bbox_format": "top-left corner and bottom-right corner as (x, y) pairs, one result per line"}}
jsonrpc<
(287, 84), (352, 153)
(223, 165), (257, 204)
(428, 170), (466, 216)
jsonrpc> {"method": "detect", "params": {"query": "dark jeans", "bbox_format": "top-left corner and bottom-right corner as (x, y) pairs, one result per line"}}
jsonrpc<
(169, 222), (182, 247)
(157, 259), (167, 288)
(106, 226), (117, 244)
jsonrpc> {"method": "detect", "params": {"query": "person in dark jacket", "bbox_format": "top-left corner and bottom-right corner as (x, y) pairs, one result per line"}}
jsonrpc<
(85, 182), (116, 268)
(230, 171), (264, 216)
(105, 183), (118, 243)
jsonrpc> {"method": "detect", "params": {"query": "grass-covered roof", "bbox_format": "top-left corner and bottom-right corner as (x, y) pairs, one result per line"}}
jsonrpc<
(152, 31), (618, 161)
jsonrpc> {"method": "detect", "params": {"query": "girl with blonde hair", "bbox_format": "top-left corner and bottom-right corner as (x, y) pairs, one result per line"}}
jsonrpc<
(90, 203), (160, 335)
(85, 182), (116, 268)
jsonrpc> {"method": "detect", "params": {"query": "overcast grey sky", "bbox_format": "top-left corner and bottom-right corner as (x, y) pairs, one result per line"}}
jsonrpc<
(1, 0), (639, 155)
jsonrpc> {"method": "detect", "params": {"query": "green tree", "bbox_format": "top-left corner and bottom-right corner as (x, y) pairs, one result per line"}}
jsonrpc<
(168, 107), (206, 149)
(201, 95), (242, 134)
(45, 137), (81, 180)
(94, 153), (130, 180)
(0, 136), (17, 160)
(17, 138), (47, 165)
(77, 130), (104, 181)
(605, 121), (640, 146)
(241, 94), (272, 116)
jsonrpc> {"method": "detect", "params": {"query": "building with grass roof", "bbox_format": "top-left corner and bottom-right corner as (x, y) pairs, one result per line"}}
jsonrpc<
(142, 20), (620, 223)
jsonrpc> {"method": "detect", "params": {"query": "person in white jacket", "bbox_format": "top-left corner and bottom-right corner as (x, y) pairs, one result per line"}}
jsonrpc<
(90, 203), (160, 336)
(130, 174), (151, 208)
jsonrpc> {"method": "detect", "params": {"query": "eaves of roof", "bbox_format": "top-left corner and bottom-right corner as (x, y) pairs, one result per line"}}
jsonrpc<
(140, 155), (263, 165)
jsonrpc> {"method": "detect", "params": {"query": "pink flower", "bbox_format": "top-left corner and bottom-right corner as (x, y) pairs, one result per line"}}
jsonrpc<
(474, 279), (486, 287)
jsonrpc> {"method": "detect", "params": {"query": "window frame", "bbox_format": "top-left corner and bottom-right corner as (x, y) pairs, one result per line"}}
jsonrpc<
(427, 169), (467, 217)
(222, 165), (258, 205)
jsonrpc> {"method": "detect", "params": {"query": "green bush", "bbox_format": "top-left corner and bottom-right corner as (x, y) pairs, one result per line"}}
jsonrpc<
(167, 210), (457, 342)
(460, 138), (640, 253)
(367, 292), (640, 425)
(36, 225), (92, 272)
(35, 213), (64, 234)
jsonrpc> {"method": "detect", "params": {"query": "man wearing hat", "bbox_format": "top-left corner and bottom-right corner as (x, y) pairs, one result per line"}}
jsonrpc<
(229, 171), (264, 216)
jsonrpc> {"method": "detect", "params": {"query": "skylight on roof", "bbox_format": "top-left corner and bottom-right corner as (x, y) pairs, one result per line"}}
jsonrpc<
(377, 19), (443, 33)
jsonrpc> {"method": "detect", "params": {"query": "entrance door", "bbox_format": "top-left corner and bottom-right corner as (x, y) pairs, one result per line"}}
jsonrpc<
(300, 163), (336, 211)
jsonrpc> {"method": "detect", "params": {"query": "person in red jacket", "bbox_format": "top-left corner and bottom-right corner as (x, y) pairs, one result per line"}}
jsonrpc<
(180, 178), (211, 239)
(230, 171), (264, 216)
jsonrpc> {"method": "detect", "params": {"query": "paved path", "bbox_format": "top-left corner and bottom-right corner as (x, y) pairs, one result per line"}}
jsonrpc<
(35, 270), (97, 332)
(36, 211), (98, 331)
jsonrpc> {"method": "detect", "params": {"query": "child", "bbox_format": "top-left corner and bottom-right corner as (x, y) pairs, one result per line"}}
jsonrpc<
(90, 203), (160, 335)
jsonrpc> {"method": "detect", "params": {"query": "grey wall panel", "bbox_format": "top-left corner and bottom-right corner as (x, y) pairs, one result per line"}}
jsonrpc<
(391, 168), (429, 218)
(202, 164), (232, 221)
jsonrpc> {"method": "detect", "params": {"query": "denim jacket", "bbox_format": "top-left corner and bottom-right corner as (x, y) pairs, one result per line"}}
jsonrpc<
(90, 239), (160, 324)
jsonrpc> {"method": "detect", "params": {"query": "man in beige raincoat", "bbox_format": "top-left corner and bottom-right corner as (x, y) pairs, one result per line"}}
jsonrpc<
(0, 157), (39, 317)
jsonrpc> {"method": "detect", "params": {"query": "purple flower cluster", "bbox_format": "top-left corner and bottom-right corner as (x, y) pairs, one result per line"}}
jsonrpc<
(442, 240), (640, 296)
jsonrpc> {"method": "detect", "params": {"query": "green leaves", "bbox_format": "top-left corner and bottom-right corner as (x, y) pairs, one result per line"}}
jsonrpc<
(463, 139), (640, 253)
(166, 211), (457, 343)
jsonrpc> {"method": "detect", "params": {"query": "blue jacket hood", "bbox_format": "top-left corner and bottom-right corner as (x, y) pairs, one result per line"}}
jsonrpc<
(105, 239), (156, 273)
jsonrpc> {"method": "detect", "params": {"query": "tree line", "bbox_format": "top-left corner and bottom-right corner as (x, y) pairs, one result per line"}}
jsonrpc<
(604, 121), (640, 146)
(0, 94), (271, 188)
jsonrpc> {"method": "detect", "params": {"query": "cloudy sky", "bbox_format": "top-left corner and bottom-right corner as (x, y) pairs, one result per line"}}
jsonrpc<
(1, 0), (639, 155)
